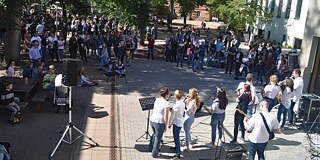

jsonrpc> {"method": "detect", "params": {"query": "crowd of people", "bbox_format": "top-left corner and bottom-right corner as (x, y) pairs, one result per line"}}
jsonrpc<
(159, 26), (296, 88)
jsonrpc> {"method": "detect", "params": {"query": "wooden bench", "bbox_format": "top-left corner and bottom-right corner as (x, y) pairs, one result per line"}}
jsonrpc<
(32, 89), (49, 112)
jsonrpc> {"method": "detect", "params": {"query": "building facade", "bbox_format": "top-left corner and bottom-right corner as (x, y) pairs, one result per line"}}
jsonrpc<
(255, 0), (308, 49)
(173, 3), (212, 21)
(299, 0), (320, 95)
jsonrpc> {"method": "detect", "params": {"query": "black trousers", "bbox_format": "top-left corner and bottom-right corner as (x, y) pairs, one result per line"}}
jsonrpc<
(234, 62), (241, 76)
(80, 48), (87, 62)
(225, 56), (234, 73)
(233, 111), (245, 141)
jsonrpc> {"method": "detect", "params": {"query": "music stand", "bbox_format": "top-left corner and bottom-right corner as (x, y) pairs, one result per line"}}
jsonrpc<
(136, 97), (156, 142)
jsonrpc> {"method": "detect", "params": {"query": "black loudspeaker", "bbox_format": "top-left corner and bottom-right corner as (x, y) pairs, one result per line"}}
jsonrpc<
(298, 94), (320, 123)
(219, 143), (243, 160)
(288, 54), (299, 71)
(62, 59), (82, 86)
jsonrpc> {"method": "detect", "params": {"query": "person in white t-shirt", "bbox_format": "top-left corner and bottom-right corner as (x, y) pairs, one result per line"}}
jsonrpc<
(36, 23), (45, 36)
(31, 32), (42, 51)
(168, 90), (185, 159)
(277, 77), (293, 130)
(244, 100), (281, 160)
(149, 87), (170, 158)
(263, 75), (281, 112)
(206, 88), (228, 148)
(48, 32), (58, 62)
(57, 35), (65, 62)
(288, 69), (304, 125)
(237, 73), (256, 117)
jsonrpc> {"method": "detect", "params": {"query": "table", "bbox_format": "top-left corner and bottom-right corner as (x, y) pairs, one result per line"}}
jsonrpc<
(0, 77), (38, 102)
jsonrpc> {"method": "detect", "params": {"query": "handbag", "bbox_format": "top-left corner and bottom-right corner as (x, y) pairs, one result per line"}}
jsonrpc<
(260, 113), (275, 140)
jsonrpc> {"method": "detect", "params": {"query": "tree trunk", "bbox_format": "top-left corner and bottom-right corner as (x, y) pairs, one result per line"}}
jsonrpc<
(139, 27), (146, 45)
(4, 30), (21, 62)
(4, 0), (21, 63)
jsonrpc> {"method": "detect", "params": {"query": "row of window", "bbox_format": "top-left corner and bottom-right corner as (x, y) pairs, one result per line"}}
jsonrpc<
(266, 0), (303, 19)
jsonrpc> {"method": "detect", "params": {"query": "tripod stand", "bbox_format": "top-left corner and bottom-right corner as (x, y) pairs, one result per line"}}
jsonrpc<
(49, 86), (98, 158)
(306, 113), (320, 159)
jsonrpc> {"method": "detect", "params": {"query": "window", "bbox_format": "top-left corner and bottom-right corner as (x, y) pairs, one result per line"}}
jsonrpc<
(285, 0), (292, 18)
(277, 0), (283, 18)
(282, 34), (287, 43)
(267, 31), (271, 39)
(270, 0), (276, 13)
(295, 0), (303, 19)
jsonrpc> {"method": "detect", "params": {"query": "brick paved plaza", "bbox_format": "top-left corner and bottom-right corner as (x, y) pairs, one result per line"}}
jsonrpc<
(0, 55), (314, 160)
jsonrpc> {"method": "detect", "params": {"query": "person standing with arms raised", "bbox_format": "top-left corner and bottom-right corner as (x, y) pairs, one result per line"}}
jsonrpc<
(288, 69), (304, 125)
(149, 87), (170, 158)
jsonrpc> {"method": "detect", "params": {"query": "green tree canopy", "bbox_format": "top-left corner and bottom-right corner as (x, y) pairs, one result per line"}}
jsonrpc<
(209, 0), (273, 31)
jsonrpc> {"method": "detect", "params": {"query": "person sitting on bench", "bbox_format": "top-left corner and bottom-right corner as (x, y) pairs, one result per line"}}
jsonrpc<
(42, 65), (56, 91)
(0, 82), (20, 125)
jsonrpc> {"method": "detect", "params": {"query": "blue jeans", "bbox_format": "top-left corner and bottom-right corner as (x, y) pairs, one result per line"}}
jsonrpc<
(173, 124), (182, 157)
(148, 48), (154, 59)
(210, 113), (225, 144)
(265, 97), (275, 112)
(288, 100), (296, 124)
(248, 141), (268, 160)
(107, 47), (112, 58)
(3, 97), (20, 121)
(44, 84), (55, 91)
(183, 114), (195, 146)
(41, 47), (46, 62)
(176, 55), (183, 66)
(149, 122), (165, 158)
(187, 55), (193, 67)
(199, 56), (205, 69)
(277, 104), (288, 127)
(247, 104), (254, 118)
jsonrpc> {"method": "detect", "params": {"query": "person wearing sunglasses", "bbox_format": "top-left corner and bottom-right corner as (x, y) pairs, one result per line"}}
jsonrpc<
(42, 65), (56, 91)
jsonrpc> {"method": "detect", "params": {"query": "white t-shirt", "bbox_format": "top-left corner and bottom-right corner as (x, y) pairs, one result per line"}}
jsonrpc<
(264, 85), (280, 99)
(293, 77), (304, 102)
(6, 66), (14, 77)
(150, 98), (170, 124)
(36, 24), (45, 35)
(48, 36), (58, 49)
(237, 81), (256, 105)
(58, 40), (65, 50)
(185, 99), (197, 116)
(211, 101), (225, 114)
(248, 112), (280, 143)
(31, 36), (42, 50)
(281, 87), (293, 109)
(168, 100), (185, 127)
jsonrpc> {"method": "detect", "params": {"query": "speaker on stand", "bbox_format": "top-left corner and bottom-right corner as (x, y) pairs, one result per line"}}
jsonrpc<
(62, 59), (82, 86)
(288, 54), (299, 71)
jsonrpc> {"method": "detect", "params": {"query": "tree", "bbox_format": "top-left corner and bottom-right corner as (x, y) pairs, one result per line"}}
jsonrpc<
(177, 0), (206, 28)
(208, 0), (273, 32)
(0, 0), (24, 62)
(94, 0), (152, 45)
